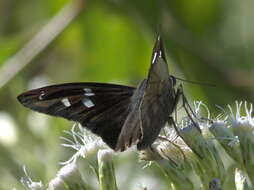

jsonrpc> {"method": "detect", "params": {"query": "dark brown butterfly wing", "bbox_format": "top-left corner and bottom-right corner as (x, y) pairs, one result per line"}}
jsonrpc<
(116, 35), (177, 151)
(17, 83), (135, 149)
(115, 79), (146, 151)
(137, 35), (176, 150)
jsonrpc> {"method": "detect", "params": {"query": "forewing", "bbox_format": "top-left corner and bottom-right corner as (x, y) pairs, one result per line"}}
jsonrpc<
(137, 35), (176, 150)
(18, 82), (135, 149)
(115, 80), (146, 151)
(138, 60), (173, 150)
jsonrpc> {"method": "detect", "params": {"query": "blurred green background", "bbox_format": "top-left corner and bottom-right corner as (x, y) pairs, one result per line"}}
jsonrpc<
(0, 0), (253, 189)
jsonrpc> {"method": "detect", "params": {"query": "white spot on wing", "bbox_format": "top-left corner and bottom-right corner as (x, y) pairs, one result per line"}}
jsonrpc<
(61, 98), (71, 107)
(84, 88), (95, 96)
(158, 50), (162, 57)
(84, 88), (92, 92)
(82, 98), (95, 108)
(152, 52), (157, 64)
(39, 91), (45, 100)
(85, 92), (95, 96)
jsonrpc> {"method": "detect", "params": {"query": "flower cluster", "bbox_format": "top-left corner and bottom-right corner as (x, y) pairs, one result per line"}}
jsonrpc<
(17, 101), (254, 190)
(139, 101), (254, 189)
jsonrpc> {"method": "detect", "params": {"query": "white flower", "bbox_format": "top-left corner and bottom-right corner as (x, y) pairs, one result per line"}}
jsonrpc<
(60, 124), (106, 165)
(48, 162), (82, 190)
(48, 177), (64, 190)
(228, 101), (254, 131)
(20, 166), (44, 190)
(57, 162), (78, 180)
(97, 149), (114, 162)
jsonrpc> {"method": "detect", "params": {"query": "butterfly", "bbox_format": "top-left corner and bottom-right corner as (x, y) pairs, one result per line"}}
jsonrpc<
(17, 35), (178, 152)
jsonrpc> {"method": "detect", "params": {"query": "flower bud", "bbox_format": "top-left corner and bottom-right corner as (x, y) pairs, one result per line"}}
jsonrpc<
(48, 177), (64, 190)
(179, 120), (225, 184)
(97, 149), (118, 190)
(229, 102), (254, 184)
(48, 162), (83, 190)
(209, 121), (242, 165)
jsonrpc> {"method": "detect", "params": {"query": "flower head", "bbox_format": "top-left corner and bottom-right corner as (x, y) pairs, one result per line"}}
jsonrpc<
(48, 162), (83, 190)
(227, 101), (254, 184)
(228, 101), (254, 132)
(60, 124), (106, 165)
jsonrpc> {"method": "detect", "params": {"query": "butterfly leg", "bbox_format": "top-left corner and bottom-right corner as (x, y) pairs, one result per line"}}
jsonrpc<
(168, 116), (203, 159)
(178, 85), (213, 125)
(174, 85), (202, 133)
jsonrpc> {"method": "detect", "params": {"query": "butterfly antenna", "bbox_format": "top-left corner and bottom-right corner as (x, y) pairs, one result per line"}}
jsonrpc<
(174, 76), (216, 87)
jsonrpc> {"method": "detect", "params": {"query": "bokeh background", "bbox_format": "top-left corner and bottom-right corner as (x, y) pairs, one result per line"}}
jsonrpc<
(0, 0), (253, 189)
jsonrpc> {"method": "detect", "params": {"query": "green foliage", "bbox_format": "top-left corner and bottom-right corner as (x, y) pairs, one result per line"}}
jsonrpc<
(0, 0), (253, 189)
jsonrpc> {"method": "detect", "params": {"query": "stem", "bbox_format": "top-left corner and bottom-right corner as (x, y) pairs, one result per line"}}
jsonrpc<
(0, 0), (84, 89)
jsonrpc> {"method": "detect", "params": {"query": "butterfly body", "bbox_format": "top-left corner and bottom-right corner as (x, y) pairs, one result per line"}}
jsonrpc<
(18, 35), (177, 151)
